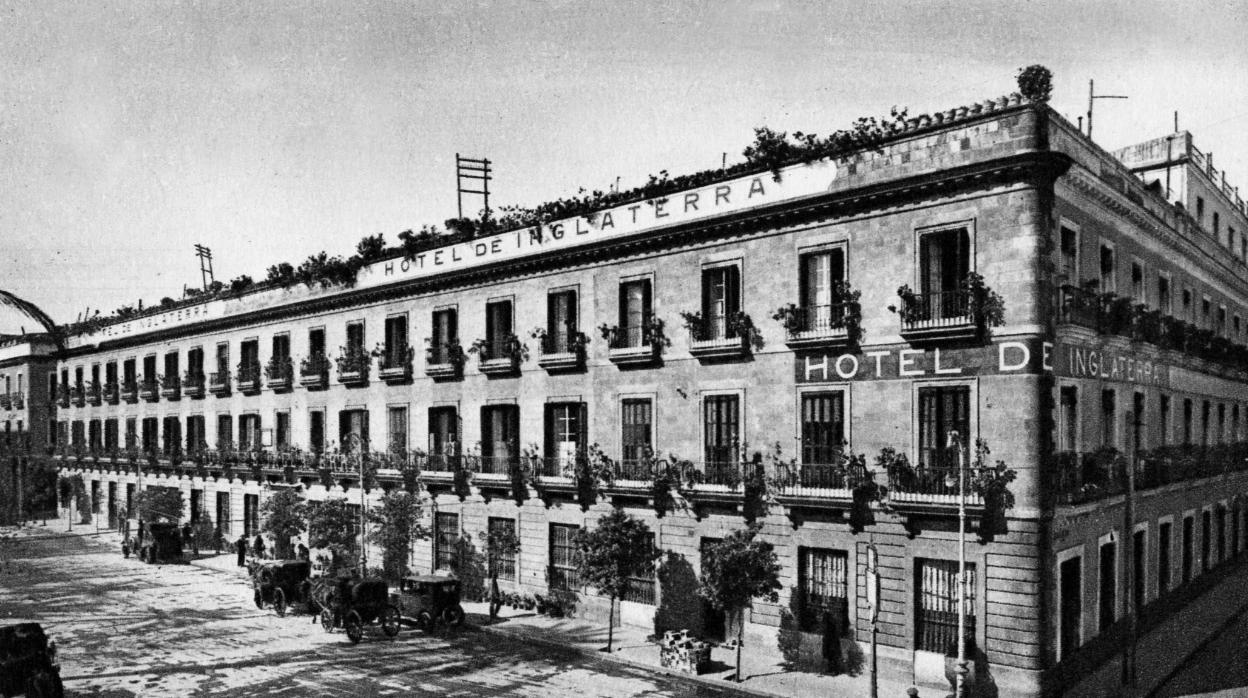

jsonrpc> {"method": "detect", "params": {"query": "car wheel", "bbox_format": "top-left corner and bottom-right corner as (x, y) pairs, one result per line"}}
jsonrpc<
(345, 611), (364, 644)
(273, 588), (287, 617)
(381, 605), (401, 638)
(442, 604), (465, 627)
(254, 589), (264, 609)
(320, 609), (335, 632)
(416, 610), (434, 632)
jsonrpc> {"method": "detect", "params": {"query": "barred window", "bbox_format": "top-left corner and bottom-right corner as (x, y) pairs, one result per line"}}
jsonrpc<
(488, 517), (517, 582)
(435, 512), (459, 572)
(549, 523), (580, 591)
(798, 547), (849, 634)
(915, 558), (976, 653)
(621, 532), (656, 605)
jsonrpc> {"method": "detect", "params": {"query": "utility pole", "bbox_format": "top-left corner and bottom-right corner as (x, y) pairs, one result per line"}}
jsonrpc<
(1087, 79), (1129, 140)
(455, 154), (492, 220)
(194, 245), (214, 291)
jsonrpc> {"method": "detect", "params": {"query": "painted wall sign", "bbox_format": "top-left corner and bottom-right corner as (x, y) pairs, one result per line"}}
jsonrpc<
(1049, 340), (1169, 387)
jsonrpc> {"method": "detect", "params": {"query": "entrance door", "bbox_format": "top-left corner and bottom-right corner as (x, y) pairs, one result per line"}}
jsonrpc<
(700, 537), (726, 641)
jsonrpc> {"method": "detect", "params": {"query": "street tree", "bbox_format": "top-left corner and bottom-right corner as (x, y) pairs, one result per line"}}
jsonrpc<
(698, 524), (782, 682)
(135, 486), (184, 523)
(366, 490), (431, 581)
(574, 509), (660, 652)
(260, 487), (308, 559)
(486, 525), (522, 621)
(307, 497), (360, 571)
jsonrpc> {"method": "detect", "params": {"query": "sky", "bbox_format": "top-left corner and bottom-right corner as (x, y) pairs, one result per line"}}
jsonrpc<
(2, 0), (1247, 328)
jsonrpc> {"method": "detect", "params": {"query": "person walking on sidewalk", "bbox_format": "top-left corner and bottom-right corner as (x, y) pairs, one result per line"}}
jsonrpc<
(235, 534), (247, 567)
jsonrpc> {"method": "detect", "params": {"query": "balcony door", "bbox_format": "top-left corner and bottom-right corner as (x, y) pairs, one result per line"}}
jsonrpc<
(801, 249), (844, 330)
(701, 266), (740, 339)
(919, 228), (970, 318)
(544, 402), (586, 471)
(338, 409), (369, 452)
(618, 279), (652, 346)
(481, 405), (519, 470)
(547, 291), (577, 352)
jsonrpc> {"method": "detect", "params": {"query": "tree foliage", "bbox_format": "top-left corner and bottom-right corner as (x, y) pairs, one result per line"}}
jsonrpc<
(574, 509), (658, 602)
(261, 487), (308, 558)
(366, 490), (431, 580)
(307, 497), (360, 567)
(698, 525), (782, 613)
(136, 486), (185, 523)
(1016, 64), (1053, 103)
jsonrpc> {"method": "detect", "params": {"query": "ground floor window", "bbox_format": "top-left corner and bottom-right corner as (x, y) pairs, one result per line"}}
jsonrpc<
(488, 517), (517, 582)
(549, 523), (580, 591)
(435, 512), (459, 572)
(216, 492), (230, 536)
(243, 494), (259, 537)
(621, 532), (656, 605)
(915, 558), (976, 653)
(798, 547), (849, 634)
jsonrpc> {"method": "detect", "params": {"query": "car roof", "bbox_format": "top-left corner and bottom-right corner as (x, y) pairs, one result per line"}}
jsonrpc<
(402, 574), (459, 583)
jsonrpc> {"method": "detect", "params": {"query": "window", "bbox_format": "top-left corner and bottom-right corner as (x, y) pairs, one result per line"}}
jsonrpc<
(1099, 539), (1116, 631)
(216, 414), (233, 450)
(1230, 227), (1237, 254)
(216, 492), (231, 536)
(141, 417), (158, 453)
(1202, 510), (1212, 573)
(918, 228), (971, 322)
(704, 394), (740, 476)
(105, 361), (117, 386)
(1159, 395), (1171, 446)
(88, 420), (101, 453)
(1182, 289), (1193, 322)
(186, 415), (205, 453)
(1218, 403), (1227, 444)
(545, 290), (579, 353)
(1217, 306), (1228, 337)
(620, 399), (653, 475)
(1201, 297), (1211, 328)
(164, 351), (179, 381)
(1132, 529), (1146, 613)
(434, 512), (459, 571)
(1202, 401), (1211, 445)
(800, 248), (846, 333)
(1102, 390), (1116, 449)
(1131, 262), (1145, 304)
(346, 322), (365, 356)
(918, 386), (971, 468)
(549, 523), (581, 591)
(481, 405), (519, 472)
(124, 418), (137, 450)
(1132, 392), (1146, 453)
(1183, 399), (1193, 445)
(104, 419), (118, 451)
(487, 517), (517, 582)
(159, 416), (179, 457)
(309, 410), (325, 453)
(799, 548), (849, 634)
(484, 300), (514, 359)
(615, 278), (653, 347)
(1059, 387), (1078, 452)
(142, 355), (157, 385)
(1059, 226), (1078, 279)
(271, 333), (291, 363)
(428, 407), (459, 461)
(696, 265), (741, 341)
(187, 347), (203, 378)
(275, 411), (290, 450)
(1213, 211), (1220, 238)
(1217, 506), (1227, 564)
(244, 493), (259, 536)
(1059, 554), (1082, 658)
(382, 315), (408, 369)
(238, 414), (261, 451)
(1196, 196), (1205, 224)
(214, 343), (229, 377)
(1099, 245), (1116, 293)
(1159, 520), (1172, 594)
(622, 531), (657, 605)
(1182, 515), (1194, 583)
(544, 402), (586, 472)
(387, 406), (407, 454)
(429, 309), (458, 363)
(1157, 274), (1172, 315)
(915, 558), (976, 653)
(240, 339), (260, 378)
(339, 409), (369, 451)
(802, 392), (845, 465)
(190, 489), (201, 524)
(308, 327), (326, 358)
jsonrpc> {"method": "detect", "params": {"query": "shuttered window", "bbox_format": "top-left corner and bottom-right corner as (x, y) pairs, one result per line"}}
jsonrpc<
(429, 407), (459, 457)
(704, 395), (739, 467)
(618, 280), (652, 346)
(917, 386), (970, 468)
(387, 406), (408, 454)
(384, 315), (408, 366)
(801, 393), (844, 464)
(549, 523), (580, 591)
(544, 402), (586, 471)
(622, 532), (657, 605)
(621, 399), (653, 472)
(915, 558), (976, 653)
(547, 291), (578, 352)
(700, 266), (740, 339)
(799, 547), (849, 633)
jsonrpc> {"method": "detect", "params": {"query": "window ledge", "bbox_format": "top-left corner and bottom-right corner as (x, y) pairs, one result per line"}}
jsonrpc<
(688, 336), (748, 360)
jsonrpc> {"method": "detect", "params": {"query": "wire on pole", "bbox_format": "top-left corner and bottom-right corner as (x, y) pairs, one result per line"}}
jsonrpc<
(455, 154), (492, 220)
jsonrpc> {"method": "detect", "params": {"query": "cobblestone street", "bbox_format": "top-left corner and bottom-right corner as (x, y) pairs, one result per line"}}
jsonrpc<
(0, 527), (739, 697)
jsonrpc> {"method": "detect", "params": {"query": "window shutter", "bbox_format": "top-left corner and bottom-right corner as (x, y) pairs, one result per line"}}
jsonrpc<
(508, 406), (521, 458)
(547, 293), (558, 337)
(726, 265), (741, 316)
(543, 404), (555, 459)
(485, 305), (496, 343)
(919, 235), (934, 297)
(480, 406), (492, 459)
(566, 291), (578, 334)
(799, 255), (812, 310)
(577, 402), (588, 455)
(618, 283), (629, 330)
(701, 268), (715, 318)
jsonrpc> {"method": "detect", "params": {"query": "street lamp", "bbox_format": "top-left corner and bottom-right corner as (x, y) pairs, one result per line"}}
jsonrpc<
(343, 432), (367, 575)
(943, 430), (970, 698)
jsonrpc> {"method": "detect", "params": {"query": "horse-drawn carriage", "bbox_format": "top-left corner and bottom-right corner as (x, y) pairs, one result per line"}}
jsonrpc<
(396, 574), (465, 631)
(310, 575), (401, 644)
(137, 522), (184, 564)
(252, 560), (316, 617)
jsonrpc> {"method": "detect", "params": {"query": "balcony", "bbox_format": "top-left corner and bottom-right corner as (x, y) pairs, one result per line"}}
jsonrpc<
(780, 303), (857, 350)
(138, 378), (159, 402)
(102, 382), (119, 405)
(605, 325), (661, 366)
(377, 346), (414, 383)
(773, 463), (861, 505)
(70, 384), (85, 407)
(424, 341), (464, 380)
(86, 383), (102, 406)
(0, 394), (9, 411)
(299, 354), (330, 389)
(685, 313), (751, 360)
(1056, 284), (1101, 331)
(265, 357), (294, 391)
(1049, 445), (1248, 506)
(208, 372), (231, 396)
(182, 372), (205, 398)
(120, 380), (138, 403)
(55, 385), (70, 408)
(887, 464), (985, 511)
(536, 332), (587, 372)
(474, 337), (522, 377)
(235, 363), (262, 393)
(474, 455), (517, 482)
(160, 374), (181, 400)
(336, 349), (370, 385)
(896, 289), (976, 341)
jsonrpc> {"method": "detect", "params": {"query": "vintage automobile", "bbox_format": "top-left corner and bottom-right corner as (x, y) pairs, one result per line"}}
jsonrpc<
(252, 560), (315, 617)
(310, 575), (401, 644)
(0, 622), (63, 698)
(396, 574), (465, 631)
(138, 522), (184, 564)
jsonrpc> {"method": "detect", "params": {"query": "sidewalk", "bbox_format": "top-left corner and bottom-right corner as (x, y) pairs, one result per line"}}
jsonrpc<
(461, 600), (916, 698)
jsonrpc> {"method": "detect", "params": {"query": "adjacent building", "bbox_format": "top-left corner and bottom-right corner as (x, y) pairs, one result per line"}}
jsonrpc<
(50, 93), (1248, 697)
(0, 332), (58, 524)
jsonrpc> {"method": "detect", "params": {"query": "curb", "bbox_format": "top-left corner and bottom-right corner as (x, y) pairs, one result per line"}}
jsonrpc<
(475, 620), (785, 698)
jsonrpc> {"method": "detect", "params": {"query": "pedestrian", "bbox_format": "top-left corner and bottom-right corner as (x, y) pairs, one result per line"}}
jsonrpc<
(822, 609), (844, 675)
(297, 543), (309, 561)
(235, 534), (247, 567)
(253, 534), (266, 560)
(122, 536), (131, 559)
(489, 576), (502, 622)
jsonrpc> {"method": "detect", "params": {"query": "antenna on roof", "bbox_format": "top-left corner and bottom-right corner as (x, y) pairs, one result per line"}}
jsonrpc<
(456, 154), (492, 220)
(1087, 79), (1128, 140)
(194, 244), (214, 291)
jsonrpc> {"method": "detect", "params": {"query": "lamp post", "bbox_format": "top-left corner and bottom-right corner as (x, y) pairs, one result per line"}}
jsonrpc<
(343, 432), (367, 575)
(944, 430), (969, 698)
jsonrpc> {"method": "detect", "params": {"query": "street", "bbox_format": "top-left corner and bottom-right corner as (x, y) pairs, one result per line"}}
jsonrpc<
(0, 528), (732, 697)
(1153, 607), (1248, 698)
